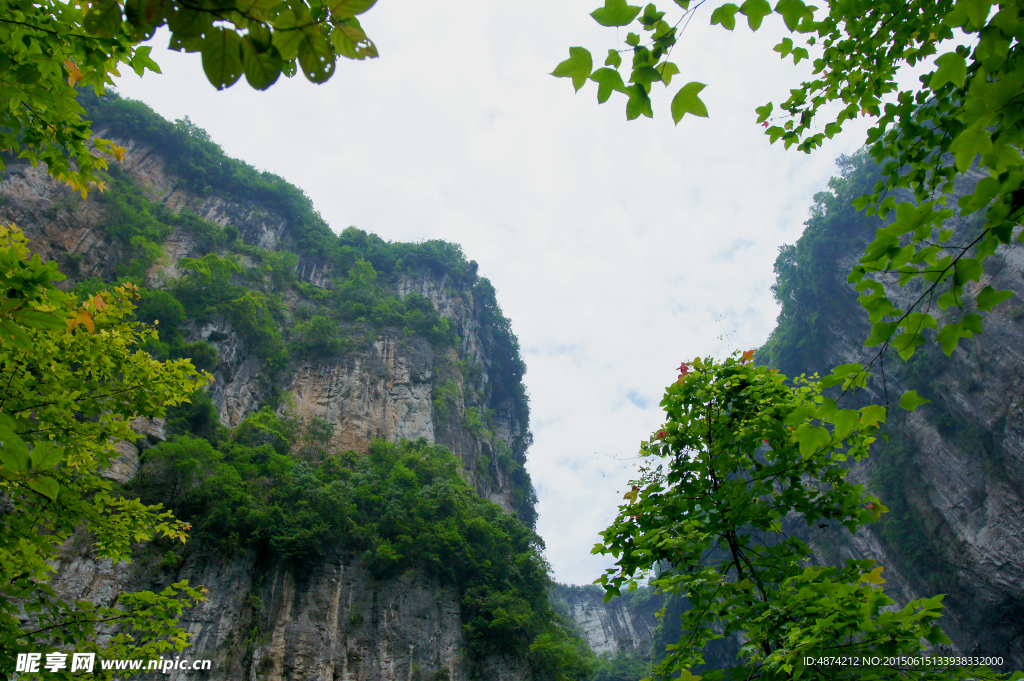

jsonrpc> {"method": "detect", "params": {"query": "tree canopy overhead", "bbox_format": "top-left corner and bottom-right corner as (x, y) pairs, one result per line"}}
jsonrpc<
(556, 0), (1023, 393)
(0, 0), (380, 195)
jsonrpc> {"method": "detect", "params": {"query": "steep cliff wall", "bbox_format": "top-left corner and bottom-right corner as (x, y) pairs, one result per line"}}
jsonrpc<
(0, 99), (531, 520)
(53, 540), (523, 681)
(758, 153), (1024, 669)
(550, 586), (659, 658)
(0, 93), (556, 680)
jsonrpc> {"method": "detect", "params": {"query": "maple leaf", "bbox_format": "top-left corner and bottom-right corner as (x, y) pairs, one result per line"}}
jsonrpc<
(678, 362), (690, 375)
(740, 349), (755, 364)
(761, 121), (769, 127)
(656, 430), (668, 439)
(67, 308), (95, 333)
(64, 59), (81, 87)
(92, 294), (107, 312)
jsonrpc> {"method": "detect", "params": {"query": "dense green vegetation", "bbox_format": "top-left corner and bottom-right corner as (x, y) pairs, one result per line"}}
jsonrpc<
(132, 413), (588, 676)
(9, 91), (565, 676)
(70, 91), (530, 448)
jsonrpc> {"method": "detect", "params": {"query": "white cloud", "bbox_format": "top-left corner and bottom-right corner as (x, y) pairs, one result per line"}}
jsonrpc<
(113, 0), (935, 585)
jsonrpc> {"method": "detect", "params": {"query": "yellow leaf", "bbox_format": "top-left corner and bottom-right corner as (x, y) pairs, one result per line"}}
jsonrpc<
(110, 144), (127, 162)
(67, 309), (95, 333)
(64, 59), (82, 86)
(860, 566), (887, 585)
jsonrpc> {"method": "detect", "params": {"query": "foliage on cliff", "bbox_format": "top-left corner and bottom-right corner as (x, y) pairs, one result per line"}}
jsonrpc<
(132, 418), (589, 679)
(65, 91), (531, 457)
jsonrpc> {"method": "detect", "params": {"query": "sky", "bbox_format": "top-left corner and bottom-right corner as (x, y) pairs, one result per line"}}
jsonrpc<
(111, 0), (929, 585)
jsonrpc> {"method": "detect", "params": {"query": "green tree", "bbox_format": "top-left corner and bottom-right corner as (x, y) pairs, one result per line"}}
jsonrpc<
(595, 353), (1019, 681)
(0, 0), (380, 195)
(0, 223), (209, 676)
(556, 0), (1022, 385)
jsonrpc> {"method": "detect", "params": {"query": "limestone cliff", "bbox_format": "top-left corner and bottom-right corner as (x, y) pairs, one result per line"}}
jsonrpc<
(0, 93), (543, 680)
(0, 117), (531, 520)
(550, 585), (659, 658)
(759, 155), (1024, 670)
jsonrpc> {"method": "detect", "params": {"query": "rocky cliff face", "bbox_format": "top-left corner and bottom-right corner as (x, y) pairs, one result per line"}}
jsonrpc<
(550, 586), (659, 658)
(0, 136), (527, 515)
(0, 102), (535, 680)
(53, 541), (525, 681)
(760, 160), (1024, 670)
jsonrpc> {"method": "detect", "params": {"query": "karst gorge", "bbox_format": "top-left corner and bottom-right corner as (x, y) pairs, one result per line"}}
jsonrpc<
(2, 92), (1023, 680)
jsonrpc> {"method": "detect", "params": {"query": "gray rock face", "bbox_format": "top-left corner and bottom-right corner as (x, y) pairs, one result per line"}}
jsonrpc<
(773, 170), (1024, 670)
(550, 585), (659, 658)
(52, 545), (528, 681)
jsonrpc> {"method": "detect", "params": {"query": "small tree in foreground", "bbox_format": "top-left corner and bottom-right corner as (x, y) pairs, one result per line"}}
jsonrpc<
(594, 353), (1021, 681)
(0, 223), (209, 677)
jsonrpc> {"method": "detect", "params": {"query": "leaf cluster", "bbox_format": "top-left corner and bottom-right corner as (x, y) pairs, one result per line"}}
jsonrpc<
(0, 225), (210, 677)
(560, 0), (1023, 408)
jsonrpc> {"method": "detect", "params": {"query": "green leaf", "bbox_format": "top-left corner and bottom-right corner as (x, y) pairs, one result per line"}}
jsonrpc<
(631, 65), (663, 89)
(830, 410), (860, 440)
(298, 30), (335, 83)
(949, 126), (993, 172)
(739, 0), (772, 29)
(755, 102), (772, 123)
(26, 476), (60, 501)
(899, 390), (930, 412)
(125, 0), (170, 37)
(13, 309), (66, 330)
(242, 40), (282, 89)
(201, 28), (244, 90)
(590, 0), (643, 27)
(658, 61), (680, 86)
(977, 285), (1014, 311)
(625, 85), (654, 119)
(605, 49), (623, 68)
(31, 448), (64, 480)
(774, 0), (813, 30)
(324, 0), (377, 18)
(930, 52), (968, 89)
(0, 319), (33, 350)
(553, 47), (594, 92)
(671, 81), (708, 123)
(935, 322), (964, 356)
(794, 423), (830, 459)
(84, 0), (123, 38)
(0, 427), (29, 480)
(590, 67), (627, 103)
(710, 3), (740, 30)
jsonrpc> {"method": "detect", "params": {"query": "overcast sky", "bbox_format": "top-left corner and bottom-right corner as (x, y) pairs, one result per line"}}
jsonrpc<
(112, 0), (934, 585)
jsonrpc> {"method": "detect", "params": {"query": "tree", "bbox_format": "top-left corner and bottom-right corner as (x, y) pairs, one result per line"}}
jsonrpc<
(595, 354), (1019, 681)
(0, 0), (380, 196)
(0, 223), (210, 676)
(555, 0), (1023, 390)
